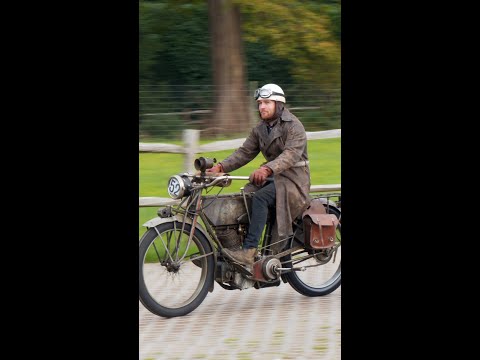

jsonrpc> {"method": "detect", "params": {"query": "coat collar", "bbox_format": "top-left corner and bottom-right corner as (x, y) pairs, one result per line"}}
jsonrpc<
(280, 107), (294, 122)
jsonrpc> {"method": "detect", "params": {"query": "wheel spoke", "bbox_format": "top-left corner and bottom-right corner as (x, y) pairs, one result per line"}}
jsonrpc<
(153, 226), (174, 262)
(139, 221), (214, 318)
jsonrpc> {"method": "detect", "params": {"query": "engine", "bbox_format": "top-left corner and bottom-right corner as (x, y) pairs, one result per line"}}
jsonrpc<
(202, 193), (252, 249)
(214, 226), (246, 249)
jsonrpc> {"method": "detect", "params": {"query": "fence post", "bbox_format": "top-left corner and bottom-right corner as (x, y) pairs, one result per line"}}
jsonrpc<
(183, 129), (200, 172)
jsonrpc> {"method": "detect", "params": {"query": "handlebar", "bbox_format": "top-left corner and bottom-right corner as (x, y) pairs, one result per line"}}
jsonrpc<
(206, 175), (247, 187)
(191, 174), (273, 188)
(207, 175), (273, 185)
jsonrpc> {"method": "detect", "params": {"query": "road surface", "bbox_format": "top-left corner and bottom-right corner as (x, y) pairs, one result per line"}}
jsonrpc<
(139, 278), (341, 360)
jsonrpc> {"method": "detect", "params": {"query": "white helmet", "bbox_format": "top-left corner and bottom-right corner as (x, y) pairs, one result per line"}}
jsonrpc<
(254, 83), (286, 103)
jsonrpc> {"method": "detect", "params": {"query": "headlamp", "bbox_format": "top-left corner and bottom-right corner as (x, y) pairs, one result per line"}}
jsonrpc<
(167, 175), (192, 199)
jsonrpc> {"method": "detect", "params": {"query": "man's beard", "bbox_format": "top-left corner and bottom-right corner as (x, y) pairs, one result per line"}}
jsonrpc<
(260, 111), (276, 121)
(259, 102), (284, 121)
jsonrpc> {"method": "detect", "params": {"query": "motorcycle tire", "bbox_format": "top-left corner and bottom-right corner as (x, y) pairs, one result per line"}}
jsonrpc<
(139, 221), (214, 318)
(282, 206), (341, 297)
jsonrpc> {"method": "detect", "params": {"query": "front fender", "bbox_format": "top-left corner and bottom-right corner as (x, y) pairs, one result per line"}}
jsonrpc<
(143, 214), (211, 242)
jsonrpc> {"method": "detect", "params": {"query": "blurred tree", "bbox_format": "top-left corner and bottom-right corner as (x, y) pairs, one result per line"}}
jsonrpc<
(139, 0), (340, 136)
(208, 0), (251, 135)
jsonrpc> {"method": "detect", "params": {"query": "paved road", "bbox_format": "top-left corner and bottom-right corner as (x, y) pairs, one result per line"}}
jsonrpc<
(139, 278), (341, 360)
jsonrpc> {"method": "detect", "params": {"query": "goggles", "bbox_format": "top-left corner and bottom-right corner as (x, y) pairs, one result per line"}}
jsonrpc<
(254, 88), (284, 100)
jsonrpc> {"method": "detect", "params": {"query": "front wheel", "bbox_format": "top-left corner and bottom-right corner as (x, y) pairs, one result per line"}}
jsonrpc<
(139, 221), (215, 318)
(282, 208), (341, 297)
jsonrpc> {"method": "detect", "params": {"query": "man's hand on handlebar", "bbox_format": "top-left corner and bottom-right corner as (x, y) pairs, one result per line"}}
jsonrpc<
(206, 163), (224, 174)
(249, 166), (273, 186)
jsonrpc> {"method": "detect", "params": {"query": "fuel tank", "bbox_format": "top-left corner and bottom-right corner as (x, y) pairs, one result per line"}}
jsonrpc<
(202, 193), (252, 226)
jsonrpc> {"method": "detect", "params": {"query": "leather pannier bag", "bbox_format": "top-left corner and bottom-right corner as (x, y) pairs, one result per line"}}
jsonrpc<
(302, 199), (339, 250)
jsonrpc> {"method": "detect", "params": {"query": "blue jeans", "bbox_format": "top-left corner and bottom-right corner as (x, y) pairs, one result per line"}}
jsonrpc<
(243, 181), (276, 249)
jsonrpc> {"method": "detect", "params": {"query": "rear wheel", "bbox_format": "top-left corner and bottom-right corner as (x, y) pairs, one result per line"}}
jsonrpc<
(282, 207), (341, 296)
(139, 221), (214, 318)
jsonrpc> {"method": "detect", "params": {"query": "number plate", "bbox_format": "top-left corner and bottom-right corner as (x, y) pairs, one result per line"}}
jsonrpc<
(167, 175), (183, 199)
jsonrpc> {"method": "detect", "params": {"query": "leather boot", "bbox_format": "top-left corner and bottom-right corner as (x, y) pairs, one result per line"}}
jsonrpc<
(222, 247), (257, 267)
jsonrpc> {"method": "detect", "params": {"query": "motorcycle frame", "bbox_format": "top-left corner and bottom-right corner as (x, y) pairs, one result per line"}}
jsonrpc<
(143, 173), (341, 283)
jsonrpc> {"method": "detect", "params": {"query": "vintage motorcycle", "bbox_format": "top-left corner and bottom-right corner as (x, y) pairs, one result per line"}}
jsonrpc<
(139, 157), (341, 318)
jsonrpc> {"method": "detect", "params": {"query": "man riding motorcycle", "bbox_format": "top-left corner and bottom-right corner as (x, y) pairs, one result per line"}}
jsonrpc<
(207, 83), (311, 267)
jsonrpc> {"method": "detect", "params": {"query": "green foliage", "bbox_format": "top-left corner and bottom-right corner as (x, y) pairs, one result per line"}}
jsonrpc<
(139, 1), (168, 82)
(139, 0), (341, 137)
(244, 42), (295, 85)
(139, 1), (216, 138)
(139, 0), (211, 85)
(296, 104), (341, 131)
(304, 0), (341, 42)
(139, 0), (340, 88)
(234, 0), (340, 88)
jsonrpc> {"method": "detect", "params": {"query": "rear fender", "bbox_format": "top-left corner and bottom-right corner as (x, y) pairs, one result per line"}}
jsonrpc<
(315, 198), (341, 220)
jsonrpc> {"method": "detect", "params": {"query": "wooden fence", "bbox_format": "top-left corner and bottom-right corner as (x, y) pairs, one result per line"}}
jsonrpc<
(139, 129), (341, 207)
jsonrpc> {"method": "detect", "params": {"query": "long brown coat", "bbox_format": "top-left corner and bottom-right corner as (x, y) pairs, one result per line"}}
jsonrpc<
(220, 108), (311, 247)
